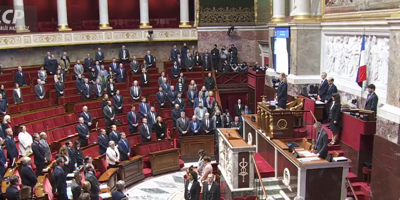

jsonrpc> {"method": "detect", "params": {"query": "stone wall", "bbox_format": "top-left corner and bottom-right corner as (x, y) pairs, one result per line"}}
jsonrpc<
(0, 42), (197, 68)
(325, 0), (400, 14)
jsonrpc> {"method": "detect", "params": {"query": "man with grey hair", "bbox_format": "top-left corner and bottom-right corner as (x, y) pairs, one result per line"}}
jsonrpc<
(317, 72), (328, 102)
(194, 102), (207, 121)
(32, 133), (46, 176)
(313, 122), (328, 159)
(77, 117), (89, 147)
(80, 106), (93, 127)
(177, 111), (190, 136)
(39, 132), (51, 164)
(4, 128), (18, 167)
(20, 157), (37, 188)
(112, 180), (127, 200)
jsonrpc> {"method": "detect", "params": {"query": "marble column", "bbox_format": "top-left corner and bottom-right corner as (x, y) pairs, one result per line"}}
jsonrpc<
(179, 0), (191, 27)
(293, 0), (312, 21)
(139, 0), (152, 29)
(56, 0), (71, 31)
(99, 0), (112, 29)
(271, 0), (285, 23)
(13, 0), (29, 32)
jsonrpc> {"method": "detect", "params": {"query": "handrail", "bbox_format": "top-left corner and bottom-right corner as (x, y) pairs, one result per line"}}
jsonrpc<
(346, 177), (358, 200)
(210, 66), (222, 105)
(251, 153), (268, 198)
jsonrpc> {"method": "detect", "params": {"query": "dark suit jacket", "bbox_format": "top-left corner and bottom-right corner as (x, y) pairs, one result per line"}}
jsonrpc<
(79, 112), (93, 126)
(12, 89), (23, 104)
(177, 117), (190, 135)
(139, 103), (150, 118)
(68, 147), (76, 172)
(140, 124), (151, 142)
(84, 57), (93, 71)
(94, 83), (104, 97)
(107, 83), (117, 96)
(5, 136), (18, 162)
(329, 103), (343, 132)
(170, 49), (180, 61)
(20, 165), (37, 187)
(130, 86), (142, 100)
(76, 79), (84, 93)
(109, 131), (121, 144)
(161, 82), (170, 94)
(34, 84), (45, 99)
(234, 104), (244, 116)
(130, 60), (139, 73)
(95, 51), (105, 61)
(0, 125), (4, 139)
(184, 181), (200, 200)
(171, 66), (180, 77)
(103, 106), (115, 126)
(110, 62), (118, 72)
(175, 98), (185, 110)
(318, 79), (328, 101)
(76, 123), (89, 142)
(32, 141), (46, 164)
(113, 95), (124, 109)
(127, 111), (139, 129)
(187, 90), (197, 103)
(112, 190), (126, 200)
(116, 68), (126, 82)
(153, 122), (166, 140)
(201, 118), (214, 132)
(185, 57), (194, 69)
(365, 92), (378, 116)
(119, 49), (130, 61)
(118, 139), (130, 161)
(190, 120), (201, 134)
(230, 121), (241, 129)
(202, 182), (220, 200)
(98, 134), (109, 154)
(144, 54), (155, 64)
(0, 148), (6, 169)
(14, 71), (26, 86)
(81, 83), (93, 98)
(156, 91), (167, 105)
(0, 100), (7, 113)
(314, 129), (329, 159)
(6, 185), (20, 200)
(71, 180), (82, 200)
(140, 72), (150, 85)
(54, 166), (67, 195)
(172, 109), (181, 123)
(167, 90), (178, 103)
(205, 77), (215, 90)
(86, 172), (100, 200)
(277, 82), (288, 107)
(326, 84), (338, 104)
(55, 82), (65, 97)
(147, 111), (158, 128)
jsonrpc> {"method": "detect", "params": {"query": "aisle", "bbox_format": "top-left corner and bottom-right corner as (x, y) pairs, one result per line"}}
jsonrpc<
(124, 171), (187, 200)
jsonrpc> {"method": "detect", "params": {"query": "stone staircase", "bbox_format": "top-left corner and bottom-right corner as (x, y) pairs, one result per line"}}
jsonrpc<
(254, 177), (298, 200)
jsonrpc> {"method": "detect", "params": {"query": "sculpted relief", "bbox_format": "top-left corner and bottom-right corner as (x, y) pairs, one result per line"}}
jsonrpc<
(323, 35), (389, 86)
(325, 0), (400, 13)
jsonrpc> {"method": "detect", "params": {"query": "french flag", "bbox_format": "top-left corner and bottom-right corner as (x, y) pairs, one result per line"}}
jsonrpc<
(356, 34), (367, 87)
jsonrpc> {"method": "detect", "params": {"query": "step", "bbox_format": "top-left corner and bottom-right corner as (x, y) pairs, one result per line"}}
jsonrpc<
(347, 191), (367, 200)
(348, 172), (358, 182)
(327, 144), (341, 151)
(328, 150), (344, 156)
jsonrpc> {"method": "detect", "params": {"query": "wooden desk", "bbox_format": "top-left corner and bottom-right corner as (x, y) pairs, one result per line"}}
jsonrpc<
(118, 155), (145, 187)
(180, 135), (215, 162)
(35, 175), (46, 199)
(98, 168), (118, 191)
(1, 167), (17, 194)
(257, 102), (294, 138)
(149, 148), (180, 176)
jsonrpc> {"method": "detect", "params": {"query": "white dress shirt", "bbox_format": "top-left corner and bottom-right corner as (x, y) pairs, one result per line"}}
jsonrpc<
(18, 131), (33, 156)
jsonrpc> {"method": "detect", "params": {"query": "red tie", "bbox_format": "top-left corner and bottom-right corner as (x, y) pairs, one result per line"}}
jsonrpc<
(209, 97), (213, 105)
(182, 118), (185, 125)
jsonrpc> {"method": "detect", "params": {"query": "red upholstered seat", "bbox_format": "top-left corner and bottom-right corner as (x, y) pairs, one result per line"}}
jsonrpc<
(24, 114), (35, 122)
(138, 145), (150, 157)
(46, 119), (55, 129)
(51, 129), (65, 141)
(12, 116), (24, 126)
(254, 153), (274, 178)
(82, 145), (99, 159)
(179, 159), (184, 168)
(34, 111), (45, 119)
(64, 125), (76, 136)
(245, 196), (258, 200)
(55, 107), (65, 115)
(44, 109), (56, 116)
(64, 114), (76, 124)
(159, 141), (170, 150)
(53, 116), (65, 127)
(88, 132), (98, 144)
(233, 197), (246, 200)
(143, 168), (152, 178)
(148, 144), (160, 153)
(32, 121), (45, 133)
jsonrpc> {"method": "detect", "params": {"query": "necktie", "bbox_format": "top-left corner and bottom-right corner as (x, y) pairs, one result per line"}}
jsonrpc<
(124, 140), (128, 149)
(81, 124), (86, 130)
(194, 121), (197, 129)
(182, 118), (185, 125)
(145, 124), (149, 135)
(160, 92), (163, 97)
(84, 112), (88, 118)
(321, 80), (324, 85)
(132, 112), (136, 122)
(123, 50), (126, 58)
(143, 103), (147, 113)
(152, 113), (155, 122)
(120, 69), (123, 78)
(117, 95), (120, 101)
(206, 119), (209, 128)
(109, 106), (112, 113)
(98, 85), (101, 93)
(135, 86), (138, 96)
(144, 74), (147, 81)
(86, 84), (89, 89)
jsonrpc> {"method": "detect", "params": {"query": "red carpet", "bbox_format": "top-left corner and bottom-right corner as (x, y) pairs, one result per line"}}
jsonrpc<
(254, 153), (274, 178)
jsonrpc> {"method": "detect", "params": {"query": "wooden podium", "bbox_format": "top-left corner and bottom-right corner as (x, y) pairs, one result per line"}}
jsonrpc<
(257, 102), (294, 138)
(180, 135), (215, 162)
(118, 156), (145, 187)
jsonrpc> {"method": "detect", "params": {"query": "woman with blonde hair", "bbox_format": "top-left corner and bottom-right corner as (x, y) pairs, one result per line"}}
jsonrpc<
(19, 186), (32, 200)
(188, 80), (198, 93)
(276, 73), (288, 109)
(18, 126), (32, 156)
(59, 145), (71, 175)
(106, 140), (120, 168)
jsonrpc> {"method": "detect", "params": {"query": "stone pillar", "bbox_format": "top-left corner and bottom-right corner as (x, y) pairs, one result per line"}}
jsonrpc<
(271, 0), (285, 23)
(293, 0), (312, 22)
(179, 0), (191, 27)
(57, 0), (71, 31)
(99, 0), (112, 29)
(13, 0), (29, 33)
(139, 0), (152, 29)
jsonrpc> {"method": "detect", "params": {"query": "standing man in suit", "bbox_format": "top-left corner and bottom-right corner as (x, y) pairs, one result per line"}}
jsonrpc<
(107, 78), (116, 96)
(118, 132), (130, 161)
(109, 125), (121, 143)
(82, 78), (92, 100)
(187, 85), (197, 107)
(54, 157), (67, 200)
(231, 116), (241, 129)
(181, 42), (189, 61)
(116, 63), (126, 83)
(171, 61), (180, 79)
(204, 73), (215, 90)
(317, 72), (328, 102)
(32, 133), (46, 176)
(84, 54), (94, 72)
(170, 44), (180, 61)
(34, 79), (45, 100)
(47, 55), (58, 75)
(185, 53), (195, 72)
(4, 128), (18, 167)
(20, 157), (37, 188)
(14, 66), (27, 86)
(206, 91), (215, 113)
(172, 104), (181, 129)
(98, 129), (109, 154)
(177, 111), (190, 136)
(158, 71), (167, 86)
(110, 58), (118, 72)
(202, 113), (214, 136)
(113, 90), (124, 114)
(167, 85), (178, 108)
(194, 102), (207, 121)
(140, 68), (150, 87)
(365, 84), (378, 118)
(190, 115), (201, 135)
(144, 50), (155, 67)
(130, 80), (142, 102)
(147, 106), (157, 129)
(161, 78), (170, 94)
(139, 97), (150, 118)
(0, 138), (7, 177)
(127, 106), (139, 134)
(324, 77), (338, 121)
(95, 47), (105, 65)
(177, 54), (183, 68)
(130, 56), (140, 74)
(66, 141), (76, 173)
(313, 122), (328, 159)
(103, 101), (115, 127)
(202, 173), (220, 200)
(86, 164), (100, 200)
(94, 78), (104, 98)
(55, 79), (65, 97)
(76, 74), (84, 94)
(74, 60), (84, 77)
(234, 99), (244, 116)
(39, 132), (51, 164)
(76, 117), (89, 147)
(112, 180), (127, 200)
(5, 175), (20, 200)
(211, 44), (219, 71)
(175, 93), (185, 110)
(80, 106), (93, 127)
(276, 73), (288, 109)
(71, 172), (82, 200)
(44, 52), (51, 70)
(0, 94), (7, 115)
(140, 118), (152, 142)
(119, 45), (130, 63)
(156, 87), (167, 109)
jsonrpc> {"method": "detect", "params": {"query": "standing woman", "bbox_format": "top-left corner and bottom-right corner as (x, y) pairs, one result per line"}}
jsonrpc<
(101, 94), (109, 108)
(176, 78), (185, 93)
(74, 140), (84, 166)
(276, 73), (288, 109)
(106, 141), (120, 168)
(153, 116), (167, 140)
(197, 149), (206, 176)
(184, 171), (201, 200)
(59, 145), (71, 175)
(18, 126), (32, 156)
(329, 93), (342, 145)
(12, 83), (23, 104)
(2, 115), (13, 134)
